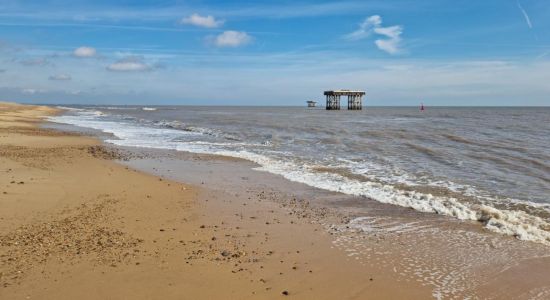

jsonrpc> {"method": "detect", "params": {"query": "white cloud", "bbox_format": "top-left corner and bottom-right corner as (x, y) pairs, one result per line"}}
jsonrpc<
(73, 46), (97, 57)
(517, 1), (532, 29)
(214, 31), (251, 47)
(21, 88), (46, 94)
(344, 15), (381, 41)
(107, 56), (152, 72)
(49, 74), (72, 81)
(345, 15), (403, 55)
(374, 25), (403, 54)
(180, 13), (224, 28)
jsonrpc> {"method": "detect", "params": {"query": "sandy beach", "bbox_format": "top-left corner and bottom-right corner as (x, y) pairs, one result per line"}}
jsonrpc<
(0, 103), (433, 299)
(2, 102), (550, 299)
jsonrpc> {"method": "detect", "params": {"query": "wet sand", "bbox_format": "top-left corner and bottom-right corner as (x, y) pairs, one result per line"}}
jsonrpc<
(1, 103), (430, 299)
(122, 149), (550, 299)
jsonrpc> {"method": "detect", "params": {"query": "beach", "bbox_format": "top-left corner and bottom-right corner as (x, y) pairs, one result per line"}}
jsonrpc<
(0, 103), (432, 299)
(2, 102), (550, 299)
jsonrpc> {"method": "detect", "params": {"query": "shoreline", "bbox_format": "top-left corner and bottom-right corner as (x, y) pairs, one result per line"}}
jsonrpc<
(48, 105), (550, 247)
(0, 103), (430, 299)
(118, 146), (550, 299)
(2, 102), (550, 299)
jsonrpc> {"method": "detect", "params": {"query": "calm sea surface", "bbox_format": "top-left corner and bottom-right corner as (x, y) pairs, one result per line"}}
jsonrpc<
(50, 106), (550, 244)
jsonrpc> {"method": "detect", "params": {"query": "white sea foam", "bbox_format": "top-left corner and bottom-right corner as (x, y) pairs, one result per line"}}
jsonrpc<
(56, 106), (84, 111)
(48, 109), (550, 246)
(96, 106), (138, 110)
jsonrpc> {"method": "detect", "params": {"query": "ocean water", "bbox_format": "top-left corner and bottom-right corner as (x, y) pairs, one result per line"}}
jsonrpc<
(49, 106), (550, 245)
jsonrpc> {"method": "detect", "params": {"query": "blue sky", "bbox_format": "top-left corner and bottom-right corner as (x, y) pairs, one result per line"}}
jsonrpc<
(0, 0), (549, 106)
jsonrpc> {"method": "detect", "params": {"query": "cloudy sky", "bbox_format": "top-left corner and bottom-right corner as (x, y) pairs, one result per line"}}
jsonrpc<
(0, 0), (549, 106)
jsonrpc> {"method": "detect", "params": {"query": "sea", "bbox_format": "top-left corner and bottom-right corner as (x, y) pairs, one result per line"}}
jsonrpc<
(49, 106), (550, 245)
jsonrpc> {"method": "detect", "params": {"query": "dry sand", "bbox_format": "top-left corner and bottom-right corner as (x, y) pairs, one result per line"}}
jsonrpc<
(0, 102), (431, 299)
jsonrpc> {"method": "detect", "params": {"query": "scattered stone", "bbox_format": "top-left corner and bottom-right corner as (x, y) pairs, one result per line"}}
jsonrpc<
(0, 198), (142, 286)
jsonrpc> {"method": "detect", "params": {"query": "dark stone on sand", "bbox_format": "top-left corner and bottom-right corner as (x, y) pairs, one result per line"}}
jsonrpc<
(282, 290), (289, 296)
(200, 225), (205, 228)
(221, 250), (231, 257)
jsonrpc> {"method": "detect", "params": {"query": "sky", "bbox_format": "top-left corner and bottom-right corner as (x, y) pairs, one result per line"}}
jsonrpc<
(0, 0), (549, 106)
